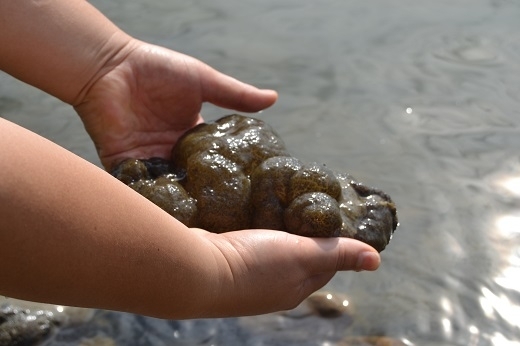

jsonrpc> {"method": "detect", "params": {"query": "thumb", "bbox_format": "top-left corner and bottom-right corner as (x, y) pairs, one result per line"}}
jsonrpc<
(283, 235), (381, 307)
(300, 237), (381, 274)
(199, 63), (278, 112)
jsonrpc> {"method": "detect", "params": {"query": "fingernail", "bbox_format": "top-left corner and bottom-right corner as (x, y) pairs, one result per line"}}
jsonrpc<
(356, 252), (380, 271)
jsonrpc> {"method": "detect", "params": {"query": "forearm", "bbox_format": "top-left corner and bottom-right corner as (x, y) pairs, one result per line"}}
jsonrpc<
(0, 117), (381, 318)
(0, 118), (218, 319)
(0, 0), (135, 105)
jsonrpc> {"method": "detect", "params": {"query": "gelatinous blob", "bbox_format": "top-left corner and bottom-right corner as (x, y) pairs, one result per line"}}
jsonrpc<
(130, 177), (197, 228)
(185, 151), (251, 232)
(172, 114), (289, 176)
(112, 159), (150, 184)
(111, 114), (398, 252)
(336, 173), (398, 252)
(289, 162), (342, 201)
(250, 156), (303, 230)
(285, 192), (343, 237)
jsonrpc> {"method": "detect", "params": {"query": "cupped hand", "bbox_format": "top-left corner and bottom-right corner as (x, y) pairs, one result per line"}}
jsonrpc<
(195, 228), (380, 317)
(72, 39), (380, 318)
(74, 39), (277, 170)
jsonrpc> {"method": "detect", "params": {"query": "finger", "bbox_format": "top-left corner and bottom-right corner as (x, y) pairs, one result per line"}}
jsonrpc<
(199, 63), (278, 112)
(294, 235), (381, 273)
(276, 234), (380, 310)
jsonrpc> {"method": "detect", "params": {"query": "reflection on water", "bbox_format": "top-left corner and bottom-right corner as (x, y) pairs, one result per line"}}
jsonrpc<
(1, 0), (520, 345)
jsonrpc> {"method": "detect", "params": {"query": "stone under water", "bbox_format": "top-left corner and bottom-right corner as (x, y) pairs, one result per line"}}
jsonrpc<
(112, 114), (398, 252)
(0, 305), (63, 346)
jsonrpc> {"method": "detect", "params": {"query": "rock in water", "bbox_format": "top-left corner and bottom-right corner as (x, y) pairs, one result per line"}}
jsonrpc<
(0, 305), (63, 346)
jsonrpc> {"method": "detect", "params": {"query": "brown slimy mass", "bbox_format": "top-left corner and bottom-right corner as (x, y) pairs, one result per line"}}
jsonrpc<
(112, 114), (398, 252)
(129, 177), (197, 228)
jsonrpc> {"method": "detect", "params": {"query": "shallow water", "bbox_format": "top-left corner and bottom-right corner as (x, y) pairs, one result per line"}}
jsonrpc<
(2, 0), (520, 345)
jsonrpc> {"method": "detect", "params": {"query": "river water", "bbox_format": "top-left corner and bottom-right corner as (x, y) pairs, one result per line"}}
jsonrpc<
(1, 0), (520, 345)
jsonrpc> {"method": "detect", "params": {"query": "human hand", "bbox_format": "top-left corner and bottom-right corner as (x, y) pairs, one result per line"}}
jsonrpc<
(74, 40), (277, 170)
(193, 228), (380, 317)
(70, 37), (379, 318)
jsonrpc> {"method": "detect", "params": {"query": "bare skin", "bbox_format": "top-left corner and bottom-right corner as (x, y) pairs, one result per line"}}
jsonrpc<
(0, 0), (380, 319)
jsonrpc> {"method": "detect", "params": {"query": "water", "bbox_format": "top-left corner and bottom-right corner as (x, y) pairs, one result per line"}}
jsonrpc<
(1, 0), (520, 345)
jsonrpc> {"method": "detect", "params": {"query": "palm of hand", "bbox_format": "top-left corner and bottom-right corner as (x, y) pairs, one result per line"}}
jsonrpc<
(200, 229), (380, 316)
(74, 44), (206, 169)
(74, 42), (277, 170)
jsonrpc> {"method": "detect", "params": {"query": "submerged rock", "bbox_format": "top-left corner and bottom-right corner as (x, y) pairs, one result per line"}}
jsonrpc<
(0, 305), (63, 346)
(304, 291), (353, 319)
(112, 114), (398, 252)
(284, 291), (354, 319)
(337, 336), (408, 346)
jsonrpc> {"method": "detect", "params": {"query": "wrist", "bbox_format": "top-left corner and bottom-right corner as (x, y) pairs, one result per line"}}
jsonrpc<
(71, 33), (139, 106)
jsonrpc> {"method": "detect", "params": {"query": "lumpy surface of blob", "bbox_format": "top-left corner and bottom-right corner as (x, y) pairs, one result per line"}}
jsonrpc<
(111, 114), (398, 252)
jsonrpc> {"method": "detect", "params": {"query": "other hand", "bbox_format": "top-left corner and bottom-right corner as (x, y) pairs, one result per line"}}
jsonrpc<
(74, 40), (277, 170)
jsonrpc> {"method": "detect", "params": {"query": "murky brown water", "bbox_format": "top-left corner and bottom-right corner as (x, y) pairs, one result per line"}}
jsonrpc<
(2, 0), (520, 345)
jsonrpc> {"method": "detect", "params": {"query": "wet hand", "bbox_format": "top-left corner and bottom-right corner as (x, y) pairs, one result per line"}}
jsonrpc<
(74, 40), (277, 170)
(197, 228), (380, 317)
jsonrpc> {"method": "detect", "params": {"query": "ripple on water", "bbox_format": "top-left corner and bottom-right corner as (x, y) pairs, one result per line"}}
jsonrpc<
(432, 36), (502, 67)
(0, 96), (22, 114)
(384, 102), (516, 136)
